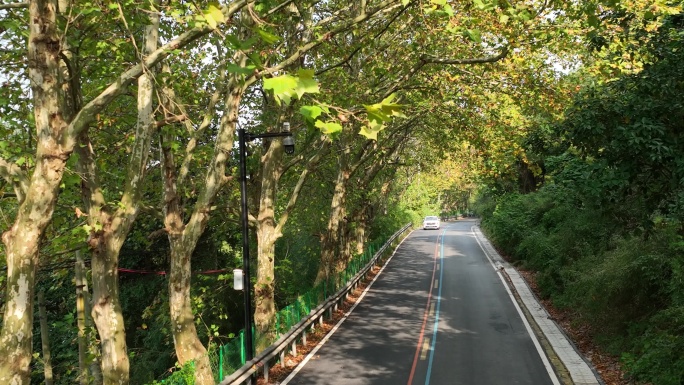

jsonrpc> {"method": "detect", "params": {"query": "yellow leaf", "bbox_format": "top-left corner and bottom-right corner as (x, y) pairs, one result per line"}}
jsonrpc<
(203, 4), (224, 29)
(359, 121), (384, 141)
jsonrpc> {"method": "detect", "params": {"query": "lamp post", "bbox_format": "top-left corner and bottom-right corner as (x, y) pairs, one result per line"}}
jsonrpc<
(236, 123), (294, 367)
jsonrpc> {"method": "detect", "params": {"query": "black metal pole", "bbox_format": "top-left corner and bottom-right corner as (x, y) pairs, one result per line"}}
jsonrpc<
(238, 129), (254, 366)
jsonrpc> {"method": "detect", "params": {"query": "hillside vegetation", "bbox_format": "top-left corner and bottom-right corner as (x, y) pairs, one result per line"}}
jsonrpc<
(478, 15), (684, 385)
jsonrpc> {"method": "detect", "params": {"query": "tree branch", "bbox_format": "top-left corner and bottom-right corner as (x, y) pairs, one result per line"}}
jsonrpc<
(0, 157), (29, 204)
(64, 0), (251, 149)
(422, 45), (510, 65)
(0, 2), (28, 10)
(276, 140), (331, 234)
(380, 45), (509, 98)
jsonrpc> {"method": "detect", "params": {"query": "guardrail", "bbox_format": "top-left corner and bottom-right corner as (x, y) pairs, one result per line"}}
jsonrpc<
(219, 223), (413, 385)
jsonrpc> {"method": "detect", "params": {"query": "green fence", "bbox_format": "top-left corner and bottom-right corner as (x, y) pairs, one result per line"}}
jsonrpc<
(148, 228), (410, 385)
(214, 239), (399, 382)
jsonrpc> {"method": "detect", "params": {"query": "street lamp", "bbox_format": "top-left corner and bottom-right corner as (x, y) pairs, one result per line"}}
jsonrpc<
(235, 122), (294, 368)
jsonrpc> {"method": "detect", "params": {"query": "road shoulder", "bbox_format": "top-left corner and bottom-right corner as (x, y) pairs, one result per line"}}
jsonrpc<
(472, 224), (603, 385)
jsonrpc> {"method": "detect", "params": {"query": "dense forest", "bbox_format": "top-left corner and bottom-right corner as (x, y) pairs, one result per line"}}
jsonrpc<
(0, 0), (682, 384)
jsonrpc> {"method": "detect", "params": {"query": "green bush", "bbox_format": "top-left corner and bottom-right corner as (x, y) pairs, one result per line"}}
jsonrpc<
(145, 361), (195, 385)
(479, 184), (684, 383)
(624, 307), (684, 385)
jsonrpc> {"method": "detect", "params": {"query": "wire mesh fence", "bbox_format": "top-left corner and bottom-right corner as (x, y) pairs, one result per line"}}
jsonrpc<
(212, 242), (385, 382)
(156, 226), (408, 384)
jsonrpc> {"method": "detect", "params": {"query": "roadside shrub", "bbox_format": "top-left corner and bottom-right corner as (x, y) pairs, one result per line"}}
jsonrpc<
(623, 306), (684, 385)
(481, 193), (541, 258)
(567, 237), (671, 340)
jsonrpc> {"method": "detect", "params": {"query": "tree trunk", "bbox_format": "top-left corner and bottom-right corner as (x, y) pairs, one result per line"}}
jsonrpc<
(352, 206), (368, 257)
(160, 56), (246, 384)
(38, 291), (54, 385)
(76, 254), (87, 385)
(88, 6), (159, 384)
(167, 240), (214, 385)
(315, 163), (350, 284)
(252, 135), (328, 344)
(90, 234), (129, 385)
(253, 138), (286, 344)
(0, 2), (71, 383)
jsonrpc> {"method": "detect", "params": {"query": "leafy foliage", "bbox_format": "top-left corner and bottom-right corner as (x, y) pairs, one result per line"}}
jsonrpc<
(479, 12), (684, 384)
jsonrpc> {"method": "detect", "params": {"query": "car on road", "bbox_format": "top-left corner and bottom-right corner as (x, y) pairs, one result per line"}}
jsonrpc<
(422, 216), (441, 230)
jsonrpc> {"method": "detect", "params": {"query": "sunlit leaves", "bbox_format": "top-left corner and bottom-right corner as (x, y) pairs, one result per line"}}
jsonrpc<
(226, 63), (256, 75)
(256, 28), (280, 44)
(358, 120), (384, 141)
(464, 29), (482, 43)
(315, 120), (343, 135)
(263, 69), (320, 105)
(363, 93), (405, 123)
(473, 0), (496, 11)
(300, 105), (325, 122)
(357, 94), (405, 140)
(202, 3), (224, 29)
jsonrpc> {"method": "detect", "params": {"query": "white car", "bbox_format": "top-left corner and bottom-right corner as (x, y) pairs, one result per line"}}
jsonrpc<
(422, 216), (440, 230)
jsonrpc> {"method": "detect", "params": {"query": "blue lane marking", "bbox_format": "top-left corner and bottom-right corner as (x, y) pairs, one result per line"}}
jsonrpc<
(425, 228), (446, 385)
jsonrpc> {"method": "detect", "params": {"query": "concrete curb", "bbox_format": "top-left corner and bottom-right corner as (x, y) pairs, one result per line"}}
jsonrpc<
(472, 225), (602, 385)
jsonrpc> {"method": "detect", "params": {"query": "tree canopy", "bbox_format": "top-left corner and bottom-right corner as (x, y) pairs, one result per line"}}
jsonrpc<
(1, 0), (683, 384)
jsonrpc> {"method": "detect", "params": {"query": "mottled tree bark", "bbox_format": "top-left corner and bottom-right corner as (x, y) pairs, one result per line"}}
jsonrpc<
(78, 8), (159, 383)
(315, 150), (351, 284)
(161, 55), (246, 384)
(0, 2), (70, 383)
(253, 138), (286, 343)
(253, 137), (328, 341)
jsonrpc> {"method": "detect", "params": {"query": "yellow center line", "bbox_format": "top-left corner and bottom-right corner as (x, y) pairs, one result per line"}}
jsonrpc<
(420, 338), (430, 360)
(434, 279), (439, 289)
(429, 302), (435, 316)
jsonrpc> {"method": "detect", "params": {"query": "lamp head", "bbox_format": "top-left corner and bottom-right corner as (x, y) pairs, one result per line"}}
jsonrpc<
(283, 135), (295, 154)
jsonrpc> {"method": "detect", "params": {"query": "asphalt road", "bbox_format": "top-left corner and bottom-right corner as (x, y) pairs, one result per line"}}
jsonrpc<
(284, 219), (559, 385)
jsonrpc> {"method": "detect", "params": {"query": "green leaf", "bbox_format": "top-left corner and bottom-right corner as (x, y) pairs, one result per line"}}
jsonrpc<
(359, 120), (384, 141)
(300, 105), (323, 121)
(314, 120), (343, 135)
(365, 105), (389, 123)
(226, 63), (256, 75)
(226, 35), (259, 50)
(364, 93), (406, 123)
(465, 29), (482, 43)
(294, 69), (320, 98)
(263, 74), (297, 105)
(263, 70), (319, 105)
(402, 0), (410, 5)
(256, 28), (280, 44)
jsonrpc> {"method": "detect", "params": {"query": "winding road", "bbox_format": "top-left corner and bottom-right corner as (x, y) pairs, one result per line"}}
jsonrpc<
(283, 219), (560, 385)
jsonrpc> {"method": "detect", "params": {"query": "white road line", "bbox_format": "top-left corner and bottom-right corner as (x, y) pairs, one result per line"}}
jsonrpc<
(280, 231), (414, 385)
(472, 226), (562, 385)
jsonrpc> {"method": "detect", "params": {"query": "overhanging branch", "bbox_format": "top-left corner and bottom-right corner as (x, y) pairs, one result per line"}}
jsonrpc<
(422, 45), (509, 65)
(380, 45), (509, 97)
(0, 2), (28, 10)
